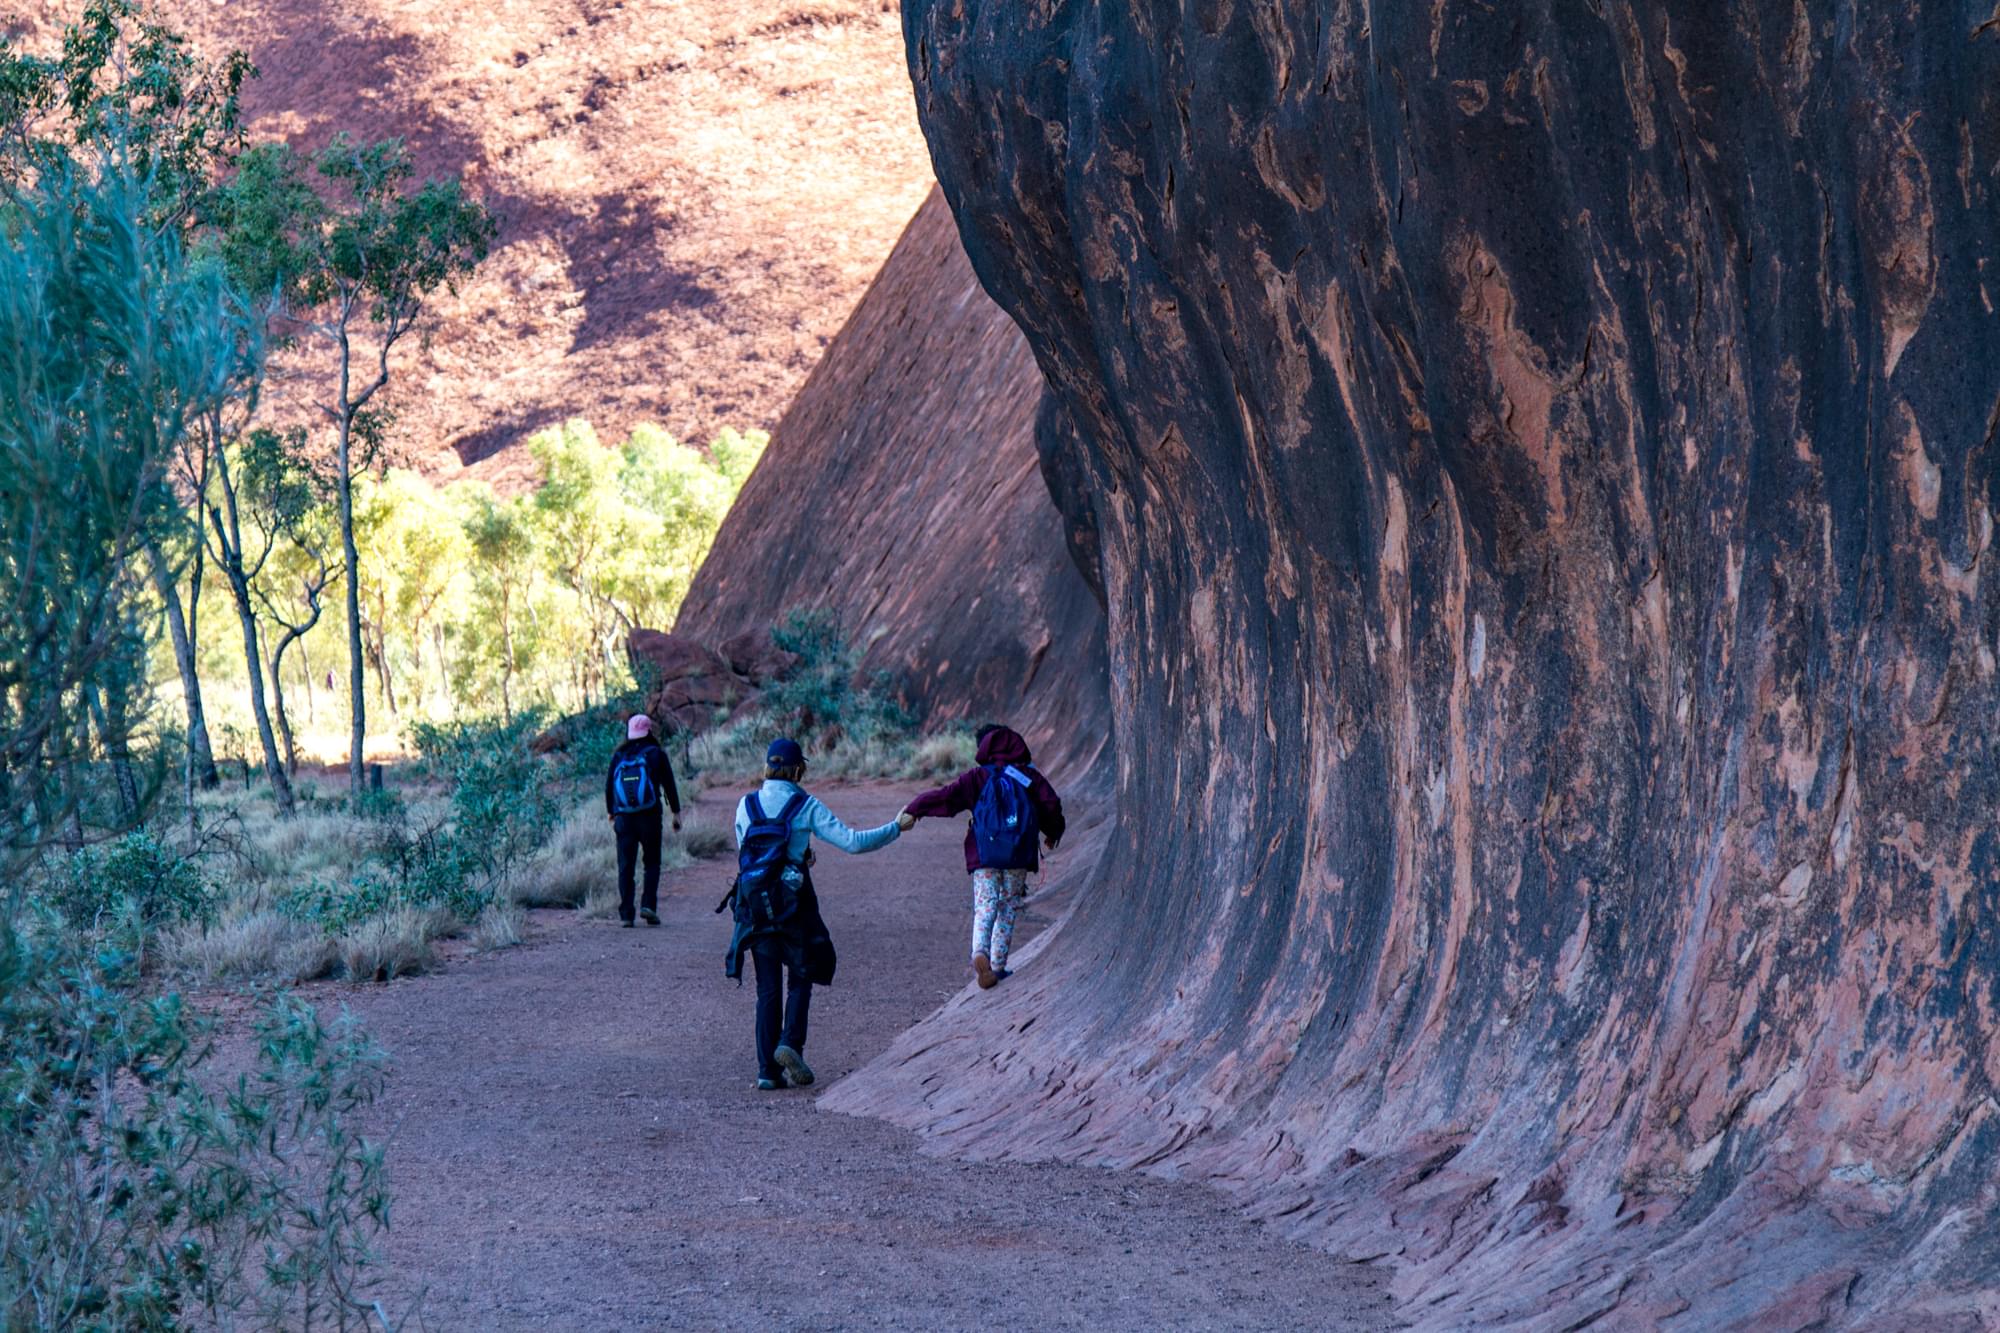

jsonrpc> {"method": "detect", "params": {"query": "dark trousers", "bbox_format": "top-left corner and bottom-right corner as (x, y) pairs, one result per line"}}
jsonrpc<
(751, 941), (812, 1079)
(614, 809), (662, 921)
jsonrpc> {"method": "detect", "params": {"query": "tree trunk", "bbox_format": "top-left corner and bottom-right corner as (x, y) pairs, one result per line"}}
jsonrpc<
(854, 3), (2000, 1323)
(225, 570), (294, 814)
(337, 419), (366, 796)
(83, 682), (139, 829)
(267, 644), (295, 776)
(366, 620), (399, 717)
(300, 630), (316, 723)
(144, 540), (219, 791)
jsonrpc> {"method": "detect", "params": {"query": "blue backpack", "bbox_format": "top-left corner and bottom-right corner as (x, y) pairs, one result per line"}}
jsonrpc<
(971, 765), (1039, 869)
(610, 749), (657, 814)
(733, 791), (810, 931)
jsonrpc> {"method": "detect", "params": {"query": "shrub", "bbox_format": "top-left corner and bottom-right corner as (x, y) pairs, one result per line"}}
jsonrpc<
(337, 906), (446, 983)
(679, 808), (735, 860)
(51, 832), (215, 933)
(0, 910), (394, 1326)
(469, 903), (525, 952)
(409, 714), (561, 876)
(161, 908), (338, 987)
(759, 609), (918, 747)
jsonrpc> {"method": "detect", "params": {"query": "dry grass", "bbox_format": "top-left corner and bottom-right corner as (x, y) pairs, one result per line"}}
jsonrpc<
(679, 806), (735, 860)
(337, 906), (455, 983)
(499, 805), (619, 908)
(470, 903), (526, 952)
(153, 756), (741, 988)
(578, 886), (624, 921)
(161, 907), (338, 986)
(689, 721), (977, 786)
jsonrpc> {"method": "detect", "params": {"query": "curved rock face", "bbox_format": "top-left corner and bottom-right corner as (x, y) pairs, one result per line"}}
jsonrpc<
(675, 188), (1109, 770)
(832, 4), (2000, 1323)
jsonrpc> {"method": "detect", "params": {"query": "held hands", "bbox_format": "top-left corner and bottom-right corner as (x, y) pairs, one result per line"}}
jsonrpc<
(896, 811), (917, 833)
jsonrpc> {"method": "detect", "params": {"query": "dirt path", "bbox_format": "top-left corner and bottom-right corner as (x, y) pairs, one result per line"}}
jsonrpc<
(321, 784), (1394, 1330)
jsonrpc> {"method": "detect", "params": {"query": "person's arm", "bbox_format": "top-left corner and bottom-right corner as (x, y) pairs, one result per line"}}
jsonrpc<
(733, 797), (750, 849)
(904, 768), (983, 820)
(605, 752), (618, 819)
(653, 747), (681, 823)
(1030, 770), (1066, 848)
(804, 796), (902, 854)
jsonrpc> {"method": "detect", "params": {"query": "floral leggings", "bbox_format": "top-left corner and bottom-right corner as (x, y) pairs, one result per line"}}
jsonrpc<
(970, 868), (1030, 970)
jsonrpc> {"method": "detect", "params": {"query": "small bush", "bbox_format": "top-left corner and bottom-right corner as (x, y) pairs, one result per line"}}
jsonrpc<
(498, 805), (617, 908)
(161, 908), (338, 986)
(470, 903), (525, 952)
(763, 608), (916, 742)
(51, 831), (214, 932)
(679, 808), (735, 860)
(0, 910), (394, 1325)
(337, 906), (445, 983)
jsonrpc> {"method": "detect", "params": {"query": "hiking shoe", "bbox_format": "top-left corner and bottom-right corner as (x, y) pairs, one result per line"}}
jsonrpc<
(992, 967), (1012, 984)
(620, 917), (636, 929)
(973, 953), (998, 990)
(755, 1076), (783, 1092)
(774, 1045), (815, 1087)
(639, 908), (660, 926)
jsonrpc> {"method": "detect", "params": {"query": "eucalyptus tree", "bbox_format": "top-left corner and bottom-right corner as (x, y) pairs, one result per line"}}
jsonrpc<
(0, 163), (247, 858)
(215, 136), (497, 797)
(0, 0), (255, 796)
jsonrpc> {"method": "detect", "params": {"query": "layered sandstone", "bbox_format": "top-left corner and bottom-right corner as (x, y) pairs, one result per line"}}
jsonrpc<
(674, 187), (1108, 773)
(828, 4), (2000, 1326)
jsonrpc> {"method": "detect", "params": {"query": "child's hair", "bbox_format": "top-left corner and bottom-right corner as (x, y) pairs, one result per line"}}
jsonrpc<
(766, 763), (806, 782)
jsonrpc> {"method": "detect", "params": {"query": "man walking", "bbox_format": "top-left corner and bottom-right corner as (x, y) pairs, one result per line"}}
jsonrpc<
(727, 737), (912, 1089)
(606, 714), (681, 926)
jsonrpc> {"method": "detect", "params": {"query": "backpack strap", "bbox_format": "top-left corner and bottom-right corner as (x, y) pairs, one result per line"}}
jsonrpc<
(745, 792), (767, 824)
(1001, 765), (1032, 787)
(776, 790), (810, 828)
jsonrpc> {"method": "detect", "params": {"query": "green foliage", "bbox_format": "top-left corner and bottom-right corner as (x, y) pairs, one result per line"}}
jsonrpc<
(0, 911), (393, 1326)
(277, 718), (557, 946)
(763, 608), (916, 741)
(409, 714), (561, 877)
(0, 0), (253, 224)
(0, 158), (253, 859)
(52, 832), (213, 933)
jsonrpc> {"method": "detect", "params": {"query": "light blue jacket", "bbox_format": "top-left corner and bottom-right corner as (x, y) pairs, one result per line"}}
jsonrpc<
(733, 780), (901, 860)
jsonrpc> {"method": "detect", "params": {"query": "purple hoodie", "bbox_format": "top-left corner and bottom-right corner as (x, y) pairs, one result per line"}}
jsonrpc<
(904, 726), (1066, 873)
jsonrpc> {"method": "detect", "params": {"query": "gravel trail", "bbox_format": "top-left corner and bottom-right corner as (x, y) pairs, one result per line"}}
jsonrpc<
(318, 784), (1394, 1330)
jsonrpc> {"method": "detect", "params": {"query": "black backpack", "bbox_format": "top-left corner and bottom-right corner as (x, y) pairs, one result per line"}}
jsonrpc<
(731, 791), (810, 932)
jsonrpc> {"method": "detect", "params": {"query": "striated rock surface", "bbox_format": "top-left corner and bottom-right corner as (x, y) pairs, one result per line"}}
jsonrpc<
(827, 3), (2000, 1325)
(674, 187), (1108, 773)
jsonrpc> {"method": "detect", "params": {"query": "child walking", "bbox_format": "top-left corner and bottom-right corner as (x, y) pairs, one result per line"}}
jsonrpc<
(903, 724), (1065, 989)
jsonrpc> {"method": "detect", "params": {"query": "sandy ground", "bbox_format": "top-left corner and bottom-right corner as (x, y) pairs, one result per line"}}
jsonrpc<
(293, 783), (1397, 1330)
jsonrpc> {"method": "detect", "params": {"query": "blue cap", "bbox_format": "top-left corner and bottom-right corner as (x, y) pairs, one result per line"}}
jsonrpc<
(766, 737), (805, 768)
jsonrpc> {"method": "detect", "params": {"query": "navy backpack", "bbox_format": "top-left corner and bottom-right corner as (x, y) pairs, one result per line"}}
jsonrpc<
(733, 791), (810, 931)
(971, 765), (1039, 870)
(610, 749), (657, 814)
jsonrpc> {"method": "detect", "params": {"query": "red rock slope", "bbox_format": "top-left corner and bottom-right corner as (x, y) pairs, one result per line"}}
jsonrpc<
(672, 187), (1107, 772)
(10, 0), (934, 482)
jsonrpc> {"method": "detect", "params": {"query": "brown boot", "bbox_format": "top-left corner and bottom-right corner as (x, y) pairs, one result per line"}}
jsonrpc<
(973, 953), (998, 989)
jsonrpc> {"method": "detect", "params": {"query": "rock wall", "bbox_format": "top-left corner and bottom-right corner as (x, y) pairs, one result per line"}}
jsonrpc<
(828, 4), (2000, 1325)
(674, 187), (1108, 773)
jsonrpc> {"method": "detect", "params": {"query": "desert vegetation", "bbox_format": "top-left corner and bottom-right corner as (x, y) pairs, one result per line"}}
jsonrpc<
(0, 4), (787, 1321)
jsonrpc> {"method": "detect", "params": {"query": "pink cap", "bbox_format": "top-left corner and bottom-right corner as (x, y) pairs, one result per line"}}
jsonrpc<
(626, 715), (654, 740)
